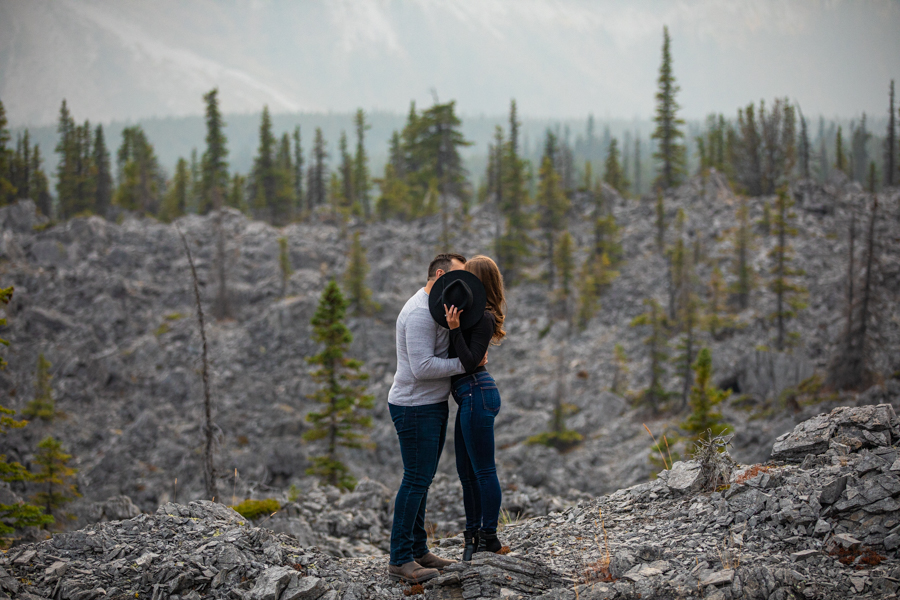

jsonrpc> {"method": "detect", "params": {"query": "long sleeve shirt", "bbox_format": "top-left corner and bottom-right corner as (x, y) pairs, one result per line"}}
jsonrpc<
(388, 288), (465, 406)
(448, 311), (495, 385)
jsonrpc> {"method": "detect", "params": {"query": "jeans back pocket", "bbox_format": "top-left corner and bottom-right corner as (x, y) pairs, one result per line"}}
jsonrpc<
(480, 385), (501, 412)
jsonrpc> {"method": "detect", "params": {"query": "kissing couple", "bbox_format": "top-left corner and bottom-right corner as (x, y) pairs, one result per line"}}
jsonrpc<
(386, 253), (508, 584)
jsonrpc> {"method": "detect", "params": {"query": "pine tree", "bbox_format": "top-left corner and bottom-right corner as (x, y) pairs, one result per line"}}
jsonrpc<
(353, 109), (371, 218)
(227, 173), (248, 214)
(672, 245), (702, 410)
(706, 267), (739, 338)
(666, 208), (687, 321)
(611, 344), (629, 396)
(651, 26), (686, 190)
(576, 251), (617, 328)
(0, 288), (53, 534)
(655, 190), (666, 254)
(374, 163), (413, 220)
(160, 158), (189, 222)
(188, 149), (202, 214)
(828, 196), (880, 390)
(115, 126), (164, 215)
(22, 353), (54, 421)
(798, 110), (811, 180)
(603, 138), (629, 195)
(55, 103), (97, 217)
(303, 280), (374, 491)
(201, 89), (229, 214)
(11, 130), (31, 201)
(630, 298), (670, 412)
(867, 161), (877, 193)
(292, 126), (304, 218)
(768, 187), (807, 351)
(344, 232), (377, 317)
(93, 125), (113, 218)
(30, 145), (52, 219)
(272, 133), (295, 224)
(0, 100), (13, 205)
(851, 114), (871, 183)
(250, 106), (277, 220)
(278, 236), (293, 297)
(497, 99), (532, 286)
(729, 197), (755, 309)
(730, 99), (795, 195)
(680, 348), (731, 441)
(30, 436), (80, 518)
(835, 126), (847, 175)
(886, 80), (896, 188)
(536, 153), (569, 289)
(338, 131), (354, 212)
(633, 135), (642, 197)
(309, 128), (328, 209)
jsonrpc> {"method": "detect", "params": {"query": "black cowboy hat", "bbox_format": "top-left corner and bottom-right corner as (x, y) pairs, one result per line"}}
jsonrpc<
(428, 270), (487, 331)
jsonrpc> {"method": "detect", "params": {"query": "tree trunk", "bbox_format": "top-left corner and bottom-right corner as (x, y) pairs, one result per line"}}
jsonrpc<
(178, 227), (218, 503)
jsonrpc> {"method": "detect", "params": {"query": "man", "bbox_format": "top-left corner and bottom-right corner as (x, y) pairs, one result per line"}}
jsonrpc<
(387, 252), (483, 583)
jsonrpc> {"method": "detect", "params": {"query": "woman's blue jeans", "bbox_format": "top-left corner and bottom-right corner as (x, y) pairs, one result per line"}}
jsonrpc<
(452, 371), (502, 532)
(389, 401), (448, 566)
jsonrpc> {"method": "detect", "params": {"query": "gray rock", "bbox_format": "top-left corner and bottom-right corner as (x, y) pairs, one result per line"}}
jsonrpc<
(280, 576), (325, 600)
(248, 566), (294, 600)
(661, 461), (702, 494)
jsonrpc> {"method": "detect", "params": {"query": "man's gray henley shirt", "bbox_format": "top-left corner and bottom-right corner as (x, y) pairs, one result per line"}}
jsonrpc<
(388, 288), (464, 406)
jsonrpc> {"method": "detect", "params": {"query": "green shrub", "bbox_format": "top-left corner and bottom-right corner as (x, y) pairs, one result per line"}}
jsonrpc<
(526, 430), (583, 452)
(231, 498), (280, 520)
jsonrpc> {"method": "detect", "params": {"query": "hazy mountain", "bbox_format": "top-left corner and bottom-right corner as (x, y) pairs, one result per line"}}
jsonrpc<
(2, 0), (898, 127)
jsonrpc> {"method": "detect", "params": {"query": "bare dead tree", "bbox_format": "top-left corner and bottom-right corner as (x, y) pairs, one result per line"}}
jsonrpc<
(177, 226), (219, 502)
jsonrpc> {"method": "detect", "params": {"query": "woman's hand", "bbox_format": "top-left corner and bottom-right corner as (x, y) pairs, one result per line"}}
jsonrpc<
(444, 304), (462, 330)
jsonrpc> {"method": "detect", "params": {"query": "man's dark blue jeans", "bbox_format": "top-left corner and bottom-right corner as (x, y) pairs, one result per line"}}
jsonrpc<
(452, 371), (502, 532)
(389, 401), (448, 566)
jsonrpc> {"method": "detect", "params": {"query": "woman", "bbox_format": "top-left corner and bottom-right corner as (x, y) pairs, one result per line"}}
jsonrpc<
(443, 255), (507, 561)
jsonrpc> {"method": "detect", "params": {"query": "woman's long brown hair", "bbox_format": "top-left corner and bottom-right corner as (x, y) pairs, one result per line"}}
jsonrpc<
(465, 255), (506, 343)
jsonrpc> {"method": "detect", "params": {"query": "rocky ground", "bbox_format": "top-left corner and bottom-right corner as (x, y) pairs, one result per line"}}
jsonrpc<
(0, 172), (897, 530)
(5, 402), (900, 599)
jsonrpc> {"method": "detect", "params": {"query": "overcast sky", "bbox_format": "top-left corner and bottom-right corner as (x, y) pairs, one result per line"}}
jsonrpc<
(1, 0), (898, 125)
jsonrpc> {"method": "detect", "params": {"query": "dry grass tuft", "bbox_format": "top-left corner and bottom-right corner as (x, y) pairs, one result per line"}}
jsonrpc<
(403, 584), (425, 596)
(829, 545), (885, 569)
(497, 546), (511, 555)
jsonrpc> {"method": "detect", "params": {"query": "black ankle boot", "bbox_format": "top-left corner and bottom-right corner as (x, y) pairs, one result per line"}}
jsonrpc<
(476, 529), (502, 554)
(462, 529), (479, 561)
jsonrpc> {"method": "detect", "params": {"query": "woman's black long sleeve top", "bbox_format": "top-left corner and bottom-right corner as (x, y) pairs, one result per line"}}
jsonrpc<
(448, 310), (495, 385)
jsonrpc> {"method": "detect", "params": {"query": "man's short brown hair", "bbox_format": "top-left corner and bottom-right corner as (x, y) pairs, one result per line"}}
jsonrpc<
(428, 253), (466, 279)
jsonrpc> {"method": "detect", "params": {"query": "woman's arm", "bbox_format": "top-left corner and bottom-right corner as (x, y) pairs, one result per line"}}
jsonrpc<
(448, 311), (494, 374)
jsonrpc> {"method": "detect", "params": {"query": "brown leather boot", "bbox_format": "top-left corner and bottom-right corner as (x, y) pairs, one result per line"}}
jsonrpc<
(388, 561), (440, 583)
(414, 552), (456, 570)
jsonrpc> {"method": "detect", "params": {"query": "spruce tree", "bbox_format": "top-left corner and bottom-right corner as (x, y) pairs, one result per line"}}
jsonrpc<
(680, 348), (731, 441)
(886, 80), (896, 188)
(0, 288), (53, 534)
(798, 110), (811, 180)
(93, 125), (113, 218)
(338, 131), (354, 211)
(11, 131), (30, 201)
(309, 128), (328, 209)
(272, 133), (295, 224)
(835, 126), (847, 175)
(188, 149), (202, 214)
(353, 109), (371, 218)
(603, 138), (629, 195)
(497, 99), (532, 286)
(201, 89), (229, 214)
(672, 244), (702, 410)
(651, 26), (686, 190)
(729, 197), (755, 309)
(227, 173), (247, 214)
(30, 146), (52, 219)
(611, 344), (629, 396)
(344, 232), (377, 317)
(303, 280), (374, 491)
(655, 190), (666, 254)
(536, 153), (569, 289)
(292, 126), (304, 218)
(54, 100), (77, 216)
(630, 298), (670, 412)
(633, 135), (642, 197)
(115, 126), (164, 215)
(160, 158), (189, 222)
(706, 267), (738, 338)
(0, 100), (13, 205)
(250, 106), (277, 220)
(31, 436), (80, 518)
(851, 114), (871, 184)
(278, 236), (293, 297)
(768, 187), (807, 351)
(828, 196), (880, 390)
(22, 353), (54, 421)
